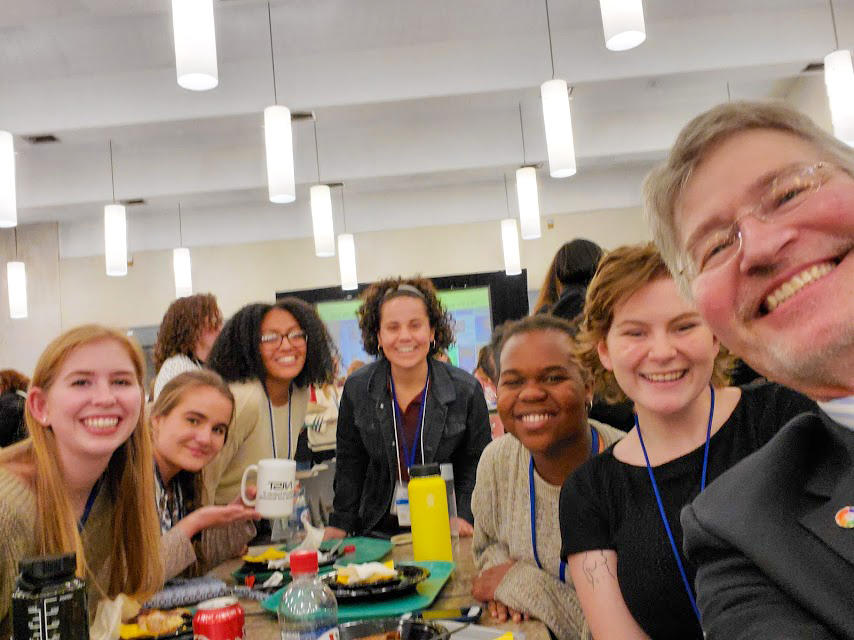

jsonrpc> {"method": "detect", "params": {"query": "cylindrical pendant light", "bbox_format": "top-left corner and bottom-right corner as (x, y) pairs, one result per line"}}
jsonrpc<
(501, 219), (522, 276)
(104, 204), (128, 277)
(171, 0), (218, 91)
(265, 105), (295, 204)
(516, 166), (541, 240)
(0, 132), (16, 228)
(825, 50), (854, 146)
(338, 233), (358, 290)
(6, 260), (27, 319)
(310, 184), (335, 256)
(541, 79), (577, 178)
(173, 248), (192, 298)
(599, 0), (646, 51)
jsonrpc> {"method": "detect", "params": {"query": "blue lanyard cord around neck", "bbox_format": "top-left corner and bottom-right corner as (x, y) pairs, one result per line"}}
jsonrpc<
(529, 426), (599, 583)
(390, 372), (430, 476)
(635, 384), (715, 623)
(78, 479), (102, 533)
(266, 382), (293, 459)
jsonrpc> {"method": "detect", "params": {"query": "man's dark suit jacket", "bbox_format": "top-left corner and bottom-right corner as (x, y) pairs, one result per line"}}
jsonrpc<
(682, 411), (854, 639)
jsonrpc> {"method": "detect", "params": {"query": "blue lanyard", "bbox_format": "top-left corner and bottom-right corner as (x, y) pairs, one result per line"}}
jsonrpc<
(529, 426), (599, 583)
(266, 382), (293, 459)
(77, 479), (101, 533)
(389, 372), (429, 470)
(635, 384), (715, 623)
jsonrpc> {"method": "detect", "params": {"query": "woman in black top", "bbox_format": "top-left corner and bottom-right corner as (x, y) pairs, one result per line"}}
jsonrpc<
(559, 244), (818, 640)
(325, 276), (491, 538)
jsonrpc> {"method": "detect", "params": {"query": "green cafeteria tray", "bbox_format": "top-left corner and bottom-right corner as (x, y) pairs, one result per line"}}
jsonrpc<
(261, 561), (455, 622)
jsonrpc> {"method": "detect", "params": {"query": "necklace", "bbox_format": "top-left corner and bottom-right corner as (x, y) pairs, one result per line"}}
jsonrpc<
(635, 384), (715, 623)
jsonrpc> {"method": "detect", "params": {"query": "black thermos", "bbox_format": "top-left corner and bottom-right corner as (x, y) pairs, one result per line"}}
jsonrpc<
(11, 552), (88, 640)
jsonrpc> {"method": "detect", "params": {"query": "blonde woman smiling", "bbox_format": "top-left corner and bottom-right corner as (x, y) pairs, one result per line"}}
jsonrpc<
(151, 371), (259, 579)
(0, 326), (163, 633)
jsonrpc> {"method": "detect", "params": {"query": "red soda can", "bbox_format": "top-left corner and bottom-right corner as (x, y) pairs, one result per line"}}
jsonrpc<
(193, 596), (245, 640)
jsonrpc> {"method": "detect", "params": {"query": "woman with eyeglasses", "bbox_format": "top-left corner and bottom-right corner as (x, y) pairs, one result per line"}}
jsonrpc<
(202, 298), (337, 509)
(325, 277), (492, 539)
(558, 244), (818, 640)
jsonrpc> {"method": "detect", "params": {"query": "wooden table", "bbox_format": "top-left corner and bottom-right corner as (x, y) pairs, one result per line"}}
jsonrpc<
(209, 536), (549, 640)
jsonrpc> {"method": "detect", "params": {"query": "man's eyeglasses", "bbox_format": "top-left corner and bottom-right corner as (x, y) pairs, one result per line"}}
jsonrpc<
(682, 162), (834, 279)
(260, 330), (307, 349)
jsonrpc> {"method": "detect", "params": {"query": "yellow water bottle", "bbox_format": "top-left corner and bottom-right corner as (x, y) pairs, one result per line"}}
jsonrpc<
(408, 463), (453, 562)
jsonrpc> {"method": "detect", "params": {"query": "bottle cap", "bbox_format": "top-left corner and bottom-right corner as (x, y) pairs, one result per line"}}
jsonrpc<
(289, 549), (318, 574)
(17, 553), (77, 587)
(409, 463), (441, 478)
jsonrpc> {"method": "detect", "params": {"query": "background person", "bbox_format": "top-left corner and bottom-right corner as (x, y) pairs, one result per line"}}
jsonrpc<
(203, 298), (337, 507)
(532, 238), (603, 320)
(560, 244), (818, 640)
(151, 371), (259, 579)
(471, 314), (623, 639)
(0, 369), (30, 448)
(152, 293), (223, 400)
(0, 326), (163, 633)
(645, 100), (854, 638)
(326, 277), (491, 538)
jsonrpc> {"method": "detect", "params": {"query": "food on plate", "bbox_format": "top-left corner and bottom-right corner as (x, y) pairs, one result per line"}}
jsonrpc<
(119, 608), (192, 638)
(242, 547), (287, 563)
(355, 632), (400, 640)
(335, 561), (397, 585)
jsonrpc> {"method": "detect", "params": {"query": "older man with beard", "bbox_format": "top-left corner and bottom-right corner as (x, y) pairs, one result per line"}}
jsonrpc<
(644, 101), (854, 639)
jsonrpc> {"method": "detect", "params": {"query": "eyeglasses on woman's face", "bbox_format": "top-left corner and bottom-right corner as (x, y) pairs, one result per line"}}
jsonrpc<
(681, 162), (834, 280)
(259, 330), (307, 350)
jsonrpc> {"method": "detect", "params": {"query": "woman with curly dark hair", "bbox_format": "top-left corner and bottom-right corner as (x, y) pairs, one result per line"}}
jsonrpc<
(152, 293), (223, 400)
(202, 298), (337, 508)
(325, 276), (491, 539)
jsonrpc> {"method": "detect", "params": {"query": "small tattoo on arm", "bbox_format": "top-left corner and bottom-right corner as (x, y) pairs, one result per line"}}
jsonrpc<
(582, 551), (617, 590)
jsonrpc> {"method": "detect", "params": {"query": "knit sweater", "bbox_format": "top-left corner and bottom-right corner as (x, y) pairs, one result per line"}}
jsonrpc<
(157, 467), (256, 579)
(202, 379), (308, 505)
(152, 354), (201, 401)
(471, 421), (624, 640)
(0, 466), (114, 636)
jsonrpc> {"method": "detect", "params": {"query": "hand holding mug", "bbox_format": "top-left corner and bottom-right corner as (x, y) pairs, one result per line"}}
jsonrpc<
(240, 458), (297, 519)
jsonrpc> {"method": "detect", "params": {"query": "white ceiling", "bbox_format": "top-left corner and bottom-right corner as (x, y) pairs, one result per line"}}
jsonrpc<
(0, 0), (845, 258)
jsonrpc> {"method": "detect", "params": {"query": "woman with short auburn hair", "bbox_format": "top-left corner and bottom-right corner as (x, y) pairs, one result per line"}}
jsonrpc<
(560, 243), (819, 640)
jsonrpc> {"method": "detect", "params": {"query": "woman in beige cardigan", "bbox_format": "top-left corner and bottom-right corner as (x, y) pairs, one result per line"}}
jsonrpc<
(471, 314), (623, 640)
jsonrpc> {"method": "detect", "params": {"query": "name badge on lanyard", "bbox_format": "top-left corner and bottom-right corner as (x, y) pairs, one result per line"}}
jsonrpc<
(390, 372), (429, 528)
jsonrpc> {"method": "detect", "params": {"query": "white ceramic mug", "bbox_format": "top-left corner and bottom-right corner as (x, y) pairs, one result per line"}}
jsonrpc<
(240, 458), (296, 519)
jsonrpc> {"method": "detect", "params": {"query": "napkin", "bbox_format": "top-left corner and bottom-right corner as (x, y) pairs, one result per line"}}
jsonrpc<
(90, 594), (141, 640)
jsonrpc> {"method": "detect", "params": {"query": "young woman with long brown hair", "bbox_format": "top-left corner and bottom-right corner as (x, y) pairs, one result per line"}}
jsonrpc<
(0, 325), (164, 633)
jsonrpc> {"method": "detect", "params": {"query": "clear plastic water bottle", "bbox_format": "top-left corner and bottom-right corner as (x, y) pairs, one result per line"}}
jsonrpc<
(277, 550), (339, 640)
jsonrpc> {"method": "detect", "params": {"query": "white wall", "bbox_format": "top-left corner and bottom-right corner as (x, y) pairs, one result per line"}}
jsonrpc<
(0, 223), (63, 375)
(56, 205), (650, 331)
